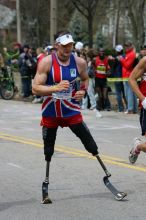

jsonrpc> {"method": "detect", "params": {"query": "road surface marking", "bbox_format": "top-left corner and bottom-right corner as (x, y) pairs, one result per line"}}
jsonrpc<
(0, 132), (146, 173)
(7, 162), (23, 169)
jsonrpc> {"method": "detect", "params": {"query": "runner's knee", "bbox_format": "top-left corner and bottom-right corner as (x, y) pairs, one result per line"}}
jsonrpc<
(69, 122), (98, 155)
(84, 138), (98, 155)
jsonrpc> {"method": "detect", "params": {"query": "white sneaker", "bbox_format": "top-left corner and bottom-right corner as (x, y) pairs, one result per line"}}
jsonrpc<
(32, 98), (42, 104)
(95, 94), (98, 101)
(134, 137), (142, 148)
(81, 106), (86, 110)
(96, 110), (102, 118)
(129, 137), (141, 164)
(90, 106), (96, 110)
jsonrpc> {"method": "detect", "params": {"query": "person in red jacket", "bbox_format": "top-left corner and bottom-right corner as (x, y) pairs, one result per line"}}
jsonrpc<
(119, 42), (138, 114)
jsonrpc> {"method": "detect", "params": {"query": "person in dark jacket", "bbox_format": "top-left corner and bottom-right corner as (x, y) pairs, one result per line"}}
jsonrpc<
(18, 44), (32, 97)
(110, 45), (127, 112)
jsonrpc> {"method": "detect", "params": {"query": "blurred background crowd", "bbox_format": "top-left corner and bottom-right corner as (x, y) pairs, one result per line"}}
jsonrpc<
(0, 39), (146, 118)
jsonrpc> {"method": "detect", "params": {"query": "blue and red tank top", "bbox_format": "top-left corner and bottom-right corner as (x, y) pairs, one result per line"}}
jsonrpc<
(41, 53), (81, 118)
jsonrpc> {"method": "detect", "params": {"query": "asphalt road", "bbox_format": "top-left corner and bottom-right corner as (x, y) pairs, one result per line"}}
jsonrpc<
(1, 99), (146, 220)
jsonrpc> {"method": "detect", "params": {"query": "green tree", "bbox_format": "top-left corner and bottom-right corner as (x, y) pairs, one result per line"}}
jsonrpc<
(70, 0), (98, 47)
(124, 0), (146, 49)
(69, 12), (88, 44)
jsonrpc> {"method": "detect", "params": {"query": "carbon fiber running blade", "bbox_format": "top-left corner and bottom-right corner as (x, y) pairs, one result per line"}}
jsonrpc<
(103, 176), (127, 201)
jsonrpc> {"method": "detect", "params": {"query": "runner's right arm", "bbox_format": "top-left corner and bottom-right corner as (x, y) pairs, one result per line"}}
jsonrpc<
(129, 56), (146, 102)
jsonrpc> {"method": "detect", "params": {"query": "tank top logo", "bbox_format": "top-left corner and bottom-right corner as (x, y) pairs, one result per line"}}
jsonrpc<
(70, 68), (76, 77)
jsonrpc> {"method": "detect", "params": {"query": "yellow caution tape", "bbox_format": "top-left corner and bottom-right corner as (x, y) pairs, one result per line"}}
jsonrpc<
(107, 77), (141, 82)
(107, 78), (129, 82)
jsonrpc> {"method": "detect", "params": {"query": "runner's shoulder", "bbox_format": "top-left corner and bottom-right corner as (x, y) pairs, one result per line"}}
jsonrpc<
(74, 55), (87, 66)
(41, 54), (52, 65)
(139, 56), (146, 64)
(37, 54), (52, 72)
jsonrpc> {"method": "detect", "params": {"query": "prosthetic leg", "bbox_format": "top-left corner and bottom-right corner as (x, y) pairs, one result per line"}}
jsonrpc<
(41, 161), (52, 204)
(96, 154), (127, 201)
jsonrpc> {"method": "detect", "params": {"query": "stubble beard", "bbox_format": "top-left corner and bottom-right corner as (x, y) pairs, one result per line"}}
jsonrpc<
(57, 50), (71, 63)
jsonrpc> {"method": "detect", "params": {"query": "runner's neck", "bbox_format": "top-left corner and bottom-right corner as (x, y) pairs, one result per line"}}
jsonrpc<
(56, 53), (70, 66)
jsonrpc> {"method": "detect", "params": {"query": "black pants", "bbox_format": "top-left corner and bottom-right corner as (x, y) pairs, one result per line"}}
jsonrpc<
(42, 122), (98, 161)
(140, 108), (146, 136)
(21, 76), (31, 97)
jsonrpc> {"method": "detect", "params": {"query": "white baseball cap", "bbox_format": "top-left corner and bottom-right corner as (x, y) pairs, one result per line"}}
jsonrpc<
(115, 45), (123, 52)
(56, 34), (74, 45)
(44, 45), (53, 51)
(75, 42), (84, 50)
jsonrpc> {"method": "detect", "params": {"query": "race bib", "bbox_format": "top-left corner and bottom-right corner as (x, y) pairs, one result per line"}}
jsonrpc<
(52, 84), (73, 100)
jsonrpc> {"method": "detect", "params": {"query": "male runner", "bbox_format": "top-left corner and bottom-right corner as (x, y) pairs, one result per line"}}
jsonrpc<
(129, 56), (146, 163)
(32, 31), (127, 202)
(32, 30), (99, 185)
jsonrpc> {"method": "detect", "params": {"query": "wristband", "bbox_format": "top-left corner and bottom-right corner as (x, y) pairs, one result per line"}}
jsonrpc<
(142, 97), (146, 109)
(80, 83), (88, 91)
(81, 87), (87, 92)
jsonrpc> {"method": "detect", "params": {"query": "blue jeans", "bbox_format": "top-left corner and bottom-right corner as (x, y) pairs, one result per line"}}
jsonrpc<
(114, 82), (126, 112)
(81, 78), (96, 109)
(124, 81), (138, 113)
(87, 78), (96, 108)
(21, 76), (31, 97)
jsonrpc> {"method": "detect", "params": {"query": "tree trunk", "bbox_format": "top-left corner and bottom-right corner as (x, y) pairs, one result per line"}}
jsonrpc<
(126, 0), (145, 49)
(88, 14), (93, 48)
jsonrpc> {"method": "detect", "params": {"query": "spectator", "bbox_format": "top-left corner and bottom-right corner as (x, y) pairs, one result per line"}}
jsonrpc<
(0, 53), (5, 68)
(109, 45), (127, 112)
(94, 48), (111, 117)
(86, 49), (96, 110)
(32, 47), (45, 104)
(119, 41), (138, 114)
(73, 42), (88, 110)
(74, 42), (84, 57)
(28, 47), (37, 79)
(18, 44), (32, 98)
(44, 45), (55, 56)
(136, 45), (146, 62)
(3, 43), (20, 66)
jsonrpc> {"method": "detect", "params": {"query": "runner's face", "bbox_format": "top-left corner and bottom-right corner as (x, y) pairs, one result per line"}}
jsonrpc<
(57, 43), (73, 61)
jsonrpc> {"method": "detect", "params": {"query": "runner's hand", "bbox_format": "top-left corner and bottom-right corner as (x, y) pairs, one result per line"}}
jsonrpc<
(142, 97), (146, 109)
(55, 80), (69, 92)
(74, 90), (86, 101)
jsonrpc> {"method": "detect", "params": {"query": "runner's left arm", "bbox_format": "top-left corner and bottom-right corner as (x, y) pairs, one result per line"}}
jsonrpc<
(74, 56), (89, 101)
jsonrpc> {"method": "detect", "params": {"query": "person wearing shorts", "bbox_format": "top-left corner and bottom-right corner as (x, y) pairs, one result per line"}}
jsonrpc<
(128, 56), (146, 163)
(32, 30), (99, 163)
